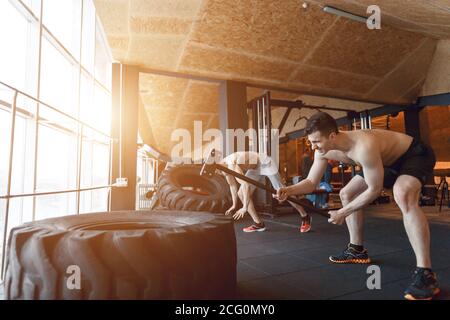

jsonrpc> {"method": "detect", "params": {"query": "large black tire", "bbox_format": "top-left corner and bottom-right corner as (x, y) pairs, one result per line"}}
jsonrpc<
(157, 165), (231, 213)
(4, 210), (236, 300)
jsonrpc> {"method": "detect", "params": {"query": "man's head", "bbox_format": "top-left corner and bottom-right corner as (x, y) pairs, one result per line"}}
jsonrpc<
(305, 112), (339, 154)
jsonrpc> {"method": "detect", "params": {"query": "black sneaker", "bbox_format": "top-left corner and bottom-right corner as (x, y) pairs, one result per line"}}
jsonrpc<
(404, 269), (440, 300)
(329, 244), (371, 264)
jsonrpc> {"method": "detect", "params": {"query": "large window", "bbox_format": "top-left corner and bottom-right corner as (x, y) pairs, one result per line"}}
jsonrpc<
(0, 108), (11, 196)
(0, 0), (112, 279)
(39, 37), (79, 116)
(0, 1), (39, 97)
(42, 0), (81, 57)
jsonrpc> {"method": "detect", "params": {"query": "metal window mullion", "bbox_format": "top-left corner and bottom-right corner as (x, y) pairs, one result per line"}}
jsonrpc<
(94, 74), (110, 93)
(106, 65), (113, 213)
(91, 143), (95, 210)
(107, 130), (113, 212)
(151, 159), (154, 184)
(41, 25), (79, 68)
(1, 185), (113, 200)
(95, 15), (113, 202)
(1, 91), (19, 280)
(31, 0), (44, 223)
(1, 80), (111, 139)
(0, 100), (33, 120)
(1, 97), (109, 142)
(257, 100), (260, 152)
(80, 65), (111, 94)
(76, 126), (84, 215)
(18, 110), (30, 226)
(266, 93), (272, 157)
(75, 0), (84, 215)
(11, 0), (40, 23)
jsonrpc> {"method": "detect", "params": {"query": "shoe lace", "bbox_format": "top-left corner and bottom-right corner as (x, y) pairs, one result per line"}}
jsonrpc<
(411, 270), (428, 287)
(338, 246), (353, 258)
(343, 245), (365, 257)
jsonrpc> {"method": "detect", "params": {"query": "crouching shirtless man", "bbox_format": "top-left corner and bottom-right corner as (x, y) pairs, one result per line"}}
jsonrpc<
(220, 151), (312, 233)
(276, 112), (438, 300)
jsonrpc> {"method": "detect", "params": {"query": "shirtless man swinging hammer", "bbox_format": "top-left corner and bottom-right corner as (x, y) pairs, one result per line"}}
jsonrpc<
(276, 111), (439, 300)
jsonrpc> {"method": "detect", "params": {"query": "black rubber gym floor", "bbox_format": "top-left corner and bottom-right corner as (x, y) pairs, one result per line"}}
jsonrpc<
(234, 205), (450, 300)
(0, 205), (448, 300)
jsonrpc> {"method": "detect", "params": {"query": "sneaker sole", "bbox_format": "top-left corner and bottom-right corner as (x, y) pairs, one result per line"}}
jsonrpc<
(300, 216), (312, 233)
(243, 227), (266, 233)
(329, 257), (372, 264)
(300, 226), (311, 233)
(404, 288), (440, 301)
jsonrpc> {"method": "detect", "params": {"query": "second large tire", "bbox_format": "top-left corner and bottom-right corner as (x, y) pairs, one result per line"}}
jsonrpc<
(157, 165), (231, 213)
(4, 210), (236, 300)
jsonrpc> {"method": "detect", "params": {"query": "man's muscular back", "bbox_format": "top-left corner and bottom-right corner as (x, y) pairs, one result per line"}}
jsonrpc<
(221, 151), (260, 172)
(321, 129), (413, 167)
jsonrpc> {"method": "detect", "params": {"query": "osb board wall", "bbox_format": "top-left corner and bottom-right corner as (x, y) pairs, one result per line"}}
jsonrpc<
(279, 142), (295, 181)
(421, 40), (450, 96)
(371, 113), (405, 133)
(420, 106), (450, 161)
(284, 139), (300, 179)
(388, 112), (406, 133)
(138, 95), (157, 148)
(140, 73), (221, 155)
(94, 0), (445, 105)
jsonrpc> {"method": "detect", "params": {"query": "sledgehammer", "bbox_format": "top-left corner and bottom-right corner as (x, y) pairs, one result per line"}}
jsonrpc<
(200, 149), (331, 218)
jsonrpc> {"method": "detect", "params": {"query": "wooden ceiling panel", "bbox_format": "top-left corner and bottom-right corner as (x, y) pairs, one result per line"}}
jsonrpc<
(126, 35), (186, 70)
(129, 0), (202, 18)
(366, 38), (437, 103)
(306, 19), (426, 77)
(93, 0), (448, 151)
(94, 0), (129, 35)
(179, 43), (298, 82)
(139, 73), (189, 108)
(311, 0), (450, 39)
(129, 16), (192, 35)
(190, 0), (337, 62)
(290, 65), (379, 94)
(182, 81), (220, 113)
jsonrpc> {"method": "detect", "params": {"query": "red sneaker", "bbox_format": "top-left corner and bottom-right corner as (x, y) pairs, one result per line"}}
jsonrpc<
(243, 223), (266, 233)
(300, 215), (312, 233)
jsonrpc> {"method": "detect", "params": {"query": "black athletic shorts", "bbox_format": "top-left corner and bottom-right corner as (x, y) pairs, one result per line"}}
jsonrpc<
(357, 138), (436, 188)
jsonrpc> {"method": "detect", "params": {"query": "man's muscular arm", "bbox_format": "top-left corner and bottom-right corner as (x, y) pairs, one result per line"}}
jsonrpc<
(329, 144), (384, 225)
(276, 151), (328, 201)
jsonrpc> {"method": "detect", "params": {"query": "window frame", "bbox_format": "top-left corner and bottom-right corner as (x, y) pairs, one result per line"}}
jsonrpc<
(0, 0), (113, 280)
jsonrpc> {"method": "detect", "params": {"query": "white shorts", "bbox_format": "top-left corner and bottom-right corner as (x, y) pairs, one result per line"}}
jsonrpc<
(245, 165), (306, 215)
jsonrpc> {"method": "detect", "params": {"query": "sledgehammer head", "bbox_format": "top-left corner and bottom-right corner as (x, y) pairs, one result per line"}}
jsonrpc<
(200, 149), (217, 176)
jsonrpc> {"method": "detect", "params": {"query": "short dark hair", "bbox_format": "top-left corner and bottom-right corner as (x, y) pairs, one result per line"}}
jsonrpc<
(305, 112), (338, 136)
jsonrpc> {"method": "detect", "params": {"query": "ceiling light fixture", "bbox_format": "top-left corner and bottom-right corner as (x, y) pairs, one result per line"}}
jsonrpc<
(323, 6), (367, 23)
